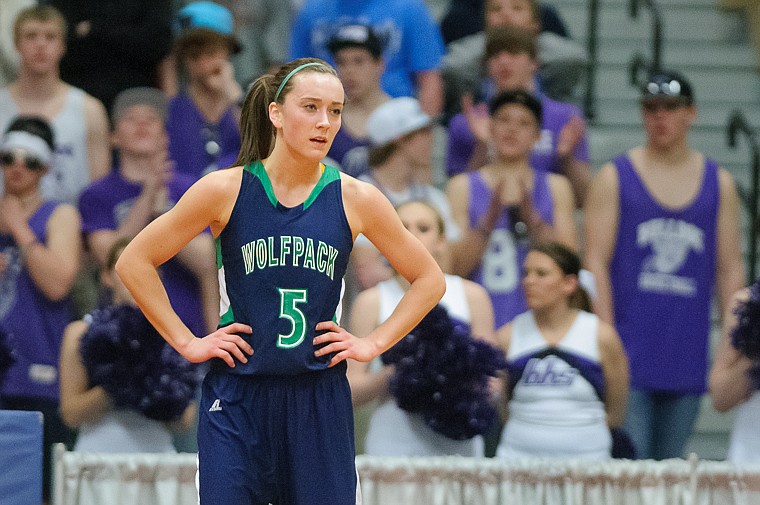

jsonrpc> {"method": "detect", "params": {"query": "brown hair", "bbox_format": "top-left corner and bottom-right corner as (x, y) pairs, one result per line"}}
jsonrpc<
(529, 241), (592, 312)
(105, 237), (132, 271)
(14, 5), (67, 44)
(367, 142), (399, 167)
(484, 25), (537, 61)
(485, 0), (541, 29)
(235, 58), (339, 165)
(174, 28), (235, 65)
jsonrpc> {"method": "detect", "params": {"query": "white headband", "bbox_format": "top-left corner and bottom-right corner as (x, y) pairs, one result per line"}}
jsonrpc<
(0, 131), (53, 165)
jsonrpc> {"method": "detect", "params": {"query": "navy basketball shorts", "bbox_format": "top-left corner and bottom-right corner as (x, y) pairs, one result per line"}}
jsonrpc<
(198, 365), (357, 504)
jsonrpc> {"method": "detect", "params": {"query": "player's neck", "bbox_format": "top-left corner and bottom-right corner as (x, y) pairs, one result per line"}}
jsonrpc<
(264, 149), (323, 187)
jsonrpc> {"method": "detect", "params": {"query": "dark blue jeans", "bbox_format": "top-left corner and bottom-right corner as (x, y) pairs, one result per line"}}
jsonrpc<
(623, 389), (701, 460)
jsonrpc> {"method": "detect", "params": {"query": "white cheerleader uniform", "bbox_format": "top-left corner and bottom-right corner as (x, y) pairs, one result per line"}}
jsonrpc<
(363, 274), (485, 457)
(728, 391), (760, 466)
(74, 410), (176, 453)
(496, 310), (611, 460)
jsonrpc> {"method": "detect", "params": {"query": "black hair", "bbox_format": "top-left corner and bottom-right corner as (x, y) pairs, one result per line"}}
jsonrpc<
(327, 24), (383, 59)
(5, 115), (55, 151)
(489, 88), (543, 125)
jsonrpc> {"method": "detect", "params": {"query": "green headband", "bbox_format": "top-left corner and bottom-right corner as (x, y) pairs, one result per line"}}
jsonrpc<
(274, 62), (325, 102)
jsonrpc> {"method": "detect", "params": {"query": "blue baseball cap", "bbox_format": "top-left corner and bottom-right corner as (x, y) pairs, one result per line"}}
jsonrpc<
(176, 1), (241, 53)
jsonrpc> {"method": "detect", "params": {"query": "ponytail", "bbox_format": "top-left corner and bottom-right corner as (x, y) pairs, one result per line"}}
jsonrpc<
(568, 285), (592, 312)
(235, 74), (276, 165)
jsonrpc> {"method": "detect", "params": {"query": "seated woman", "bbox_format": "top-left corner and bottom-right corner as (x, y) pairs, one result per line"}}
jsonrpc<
(347, 199), (496, 456)
(58, 238), (197, 453)
(495, 241), (629, 460)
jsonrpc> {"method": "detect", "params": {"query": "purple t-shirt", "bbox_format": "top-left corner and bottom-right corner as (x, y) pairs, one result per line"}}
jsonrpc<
(467, 170), (554, 328)
(328, 128), (370, 177)
(79, 169), (208, 337)
(166, 93), (241, 180)
(446, 95), (589, 176)
(0, 201), (74, 400)
(610, 154), (718, 394)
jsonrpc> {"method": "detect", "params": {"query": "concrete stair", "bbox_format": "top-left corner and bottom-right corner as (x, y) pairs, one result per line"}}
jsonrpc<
(545, 0), (760, 461)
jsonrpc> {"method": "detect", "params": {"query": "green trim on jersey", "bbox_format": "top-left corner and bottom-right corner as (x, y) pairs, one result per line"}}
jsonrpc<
(215, 239), (235, 326)
(245, 161), (341, 210)
(215, 235), (224, 269)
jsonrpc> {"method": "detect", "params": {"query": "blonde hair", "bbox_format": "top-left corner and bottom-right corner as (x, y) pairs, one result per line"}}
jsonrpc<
(14, 5), (67, 45)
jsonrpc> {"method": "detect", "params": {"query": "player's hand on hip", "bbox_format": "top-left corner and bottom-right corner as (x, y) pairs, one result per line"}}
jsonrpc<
(313, 321), (379, 367)
(183, 323), (253, 367)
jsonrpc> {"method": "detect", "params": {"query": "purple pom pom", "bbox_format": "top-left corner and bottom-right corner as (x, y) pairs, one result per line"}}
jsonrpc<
(0, 325), (15, 386)
(80, 305), (201, 422)
(731, 281), (760, 361)
(383, 305), (507, 440)
(748, 363), (760, 391)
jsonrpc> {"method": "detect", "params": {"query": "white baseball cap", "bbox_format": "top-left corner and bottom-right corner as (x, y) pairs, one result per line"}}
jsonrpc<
(366, 97), (432, 147)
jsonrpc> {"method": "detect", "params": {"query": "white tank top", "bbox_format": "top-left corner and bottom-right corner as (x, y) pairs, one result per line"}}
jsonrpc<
(74, 410), (176, 453)
(0, 86), (90, 204)
(728, 391), (760, 466)
(363, 274), (485, 457)
(497, 310), (612, 460)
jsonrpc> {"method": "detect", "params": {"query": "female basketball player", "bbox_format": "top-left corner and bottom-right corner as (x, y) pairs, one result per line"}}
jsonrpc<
(495, 242), (629, 460)
(115, 57), (445, 505)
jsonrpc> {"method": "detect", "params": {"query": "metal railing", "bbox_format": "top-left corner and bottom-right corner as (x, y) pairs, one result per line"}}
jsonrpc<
(629, 0), (663, 73)
(727, 110), (760, 283)
(585, 0), (665, 118)
(583, 0), (600, 120)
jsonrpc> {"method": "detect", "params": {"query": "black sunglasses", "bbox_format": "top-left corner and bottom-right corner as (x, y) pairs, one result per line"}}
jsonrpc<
(0, 150), (46, 171)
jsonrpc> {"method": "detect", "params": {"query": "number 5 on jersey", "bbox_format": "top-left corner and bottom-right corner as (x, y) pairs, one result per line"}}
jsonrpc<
(277, 288), (308, 348)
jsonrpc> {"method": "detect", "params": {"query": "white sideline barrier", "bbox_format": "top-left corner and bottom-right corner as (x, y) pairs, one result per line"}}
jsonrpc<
(53, 445), (760, 505)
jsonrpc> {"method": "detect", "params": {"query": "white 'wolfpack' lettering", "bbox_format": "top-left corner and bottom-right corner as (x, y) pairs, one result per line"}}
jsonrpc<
(240, 235), (339, 280)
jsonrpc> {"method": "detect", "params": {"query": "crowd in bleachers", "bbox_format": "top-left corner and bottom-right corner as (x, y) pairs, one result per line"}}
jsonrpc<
(0, 0), (758, 502)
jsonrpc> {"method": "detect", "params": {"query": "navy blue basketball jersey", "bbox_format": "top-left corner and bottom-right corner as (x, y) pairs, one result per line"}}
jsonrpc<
(215, 161), (353, 375)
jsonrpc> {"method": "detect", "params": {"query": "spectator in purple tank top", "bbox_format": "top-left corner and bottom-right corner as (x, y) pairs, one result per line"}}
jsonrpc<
(584, 69), (745, 460)
(166, 1), (243, 180)
(447, 89), (576, 329)
(446, 25), (590, 207)
(325, 24), (390, 178)
(0, 115), (80, 503)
